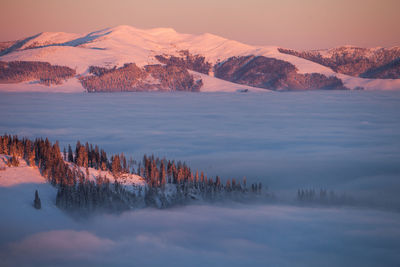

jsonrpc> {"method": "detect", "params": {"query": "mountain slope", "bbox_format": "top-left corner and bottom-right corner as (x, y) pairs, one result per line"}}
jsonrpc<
(0, 25), (399, 91)
(279, 46), (400, 79)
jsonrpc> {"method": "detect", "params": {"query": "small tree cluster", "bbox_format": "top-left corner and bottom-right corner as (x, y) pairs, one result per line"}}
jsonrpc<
(7, 155), (19, 167)
(297, 188), (355, 205)
(0, 61), (76, 85)
(80, 63), (203, 92)
(56, 176), (138, 213)
(155, 50), (212, 74)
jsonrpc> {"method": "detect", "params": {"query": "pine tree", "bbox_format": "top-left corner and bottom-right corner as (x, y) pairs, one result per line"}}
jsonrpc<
(68, 144), (74, 162)
(111, 154), (121, 175)
(7, 155), (19, 167)
(34, 190), (41, 209)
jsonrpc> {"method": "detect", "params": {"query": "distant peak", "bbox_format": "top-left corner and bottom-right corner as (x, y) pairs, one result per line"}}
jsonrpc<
(107, 25), (138, 32)
(148, 27), (177, 33)
(107, 25), (177, 34)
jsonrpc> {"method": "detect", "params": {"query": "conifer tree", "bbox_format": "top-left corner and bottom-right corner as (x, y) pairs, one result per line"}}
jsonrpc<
(68, 144), (74, 162)
(111, 154), (121, 175)
(34, 190), (41, 209)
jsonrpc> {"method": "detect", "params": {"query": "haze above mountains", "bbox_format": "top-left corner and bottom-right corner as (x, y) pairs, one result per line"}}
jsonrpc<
(0, 25), (399, 92)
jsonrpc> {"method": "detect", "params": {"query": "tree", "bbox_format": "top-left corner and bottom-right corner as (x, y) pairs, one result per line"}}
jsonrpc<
(111, 154), (121, 175)
(7, 155), (19, 167)
(159, 160), (166, 187)
(68, 144), (73, 162)
(34, 190), (41, 209)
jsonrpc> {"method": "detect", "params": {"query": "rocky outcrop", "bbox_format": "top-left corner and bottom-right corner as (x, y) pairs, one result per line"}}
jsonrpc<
(278, 47), (400, 79)
(214, 56), (347, 90)
(80, 63), (203, 92)
(0, 61), (76, 85)
(155, 50), (212, 75)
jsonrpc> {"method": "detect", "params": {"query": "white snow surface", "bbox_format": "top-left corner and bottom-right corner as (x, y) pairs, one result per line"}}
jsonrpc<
(0, 25), (399, 91)
(190, 71), (267, 92)
(0, 154), (47, 187)
(71, 163), (146, 190)
(0, 78), (85, 93)
(0, 154), (145, 190)
(0, 154), (73, 245)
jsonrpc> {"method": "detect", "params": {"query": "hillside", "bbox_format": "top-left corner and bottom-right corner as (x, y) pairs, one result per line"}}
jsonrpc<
(279, 46), (400, 79)
(0, 25), (399, 91)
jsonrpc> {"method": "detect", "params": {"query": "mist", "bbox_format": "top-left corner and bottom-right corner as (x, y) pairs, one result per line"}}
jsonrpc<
(1, 204), (400, 267)
(1, 91), (400, 266)
(0, 91), (399, 207)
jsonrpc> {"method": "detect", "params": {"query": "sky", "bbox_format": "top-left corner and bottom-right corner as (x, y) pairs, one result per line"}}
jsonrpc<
(0, 0), (399, 49)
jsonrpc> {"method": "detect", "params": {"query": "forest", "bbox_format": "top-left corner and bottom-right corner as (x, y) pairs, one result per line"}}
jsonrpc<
(278, 47), (400, 79)
(0, 134), (264, 214)
(0, 61), (76, 85)
(155, 50), (212, 75)
(80, 62), (203, 92)
(214, 55), (347, 90)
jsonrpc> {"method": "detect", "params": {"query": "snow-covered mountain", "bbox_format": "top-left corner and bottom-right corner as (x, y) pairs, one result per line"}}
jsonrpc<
(0, 25), (399, 92)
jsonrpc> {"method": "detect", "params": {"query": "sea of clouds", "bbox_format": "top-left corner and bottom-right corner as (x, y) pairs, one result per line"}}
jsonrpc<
(1, 204), (400, 266)
(0, 91), (400, 266)
(1, 91), (399, 203)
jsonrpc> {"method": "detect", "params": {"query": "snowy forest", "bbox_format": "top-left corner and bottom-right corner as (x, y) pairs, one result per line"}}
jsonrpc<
(0, 134), (266, 214)
(0, 61), (76, 85)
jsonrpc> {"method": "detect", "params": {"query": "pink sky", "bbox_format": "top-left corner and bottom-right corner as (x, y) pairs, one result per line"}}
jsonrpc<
(1, 0), (399, 49)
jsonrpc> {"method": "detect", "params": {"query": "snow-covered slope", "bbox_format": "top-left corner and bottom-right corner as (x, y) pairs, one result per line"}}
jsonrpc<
(0, 155), (73, 244)
(70, 162), (146, 192)
(1, 25), (399, 91)
(0, 154), (47, 187)
(0, 154), (146, 191)
(0, 77), (85, 93)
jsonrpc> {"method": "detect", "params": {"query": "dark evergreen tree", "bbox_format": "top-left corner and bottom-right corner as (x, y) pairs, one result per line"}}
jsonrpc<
(34, 190), (41, 209)
(68, 144), (74, 162)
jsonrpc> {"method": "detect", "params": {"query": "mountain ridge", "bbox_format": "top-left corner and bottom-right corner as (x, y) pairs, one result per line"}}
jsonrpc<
(0, 25), (399, 92)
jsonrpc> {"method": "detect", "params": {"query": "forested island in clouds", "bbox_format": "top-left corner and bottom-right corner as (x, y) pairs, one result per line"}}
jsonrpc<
(0, 134), (374, 217)
(0, 134), (269, 215)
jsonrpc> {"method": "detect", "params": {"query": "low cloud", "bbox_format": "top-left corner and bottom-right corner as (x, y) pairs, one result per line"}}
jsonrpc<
(2, 230), (114, 266)
(3, 204), (398, 267)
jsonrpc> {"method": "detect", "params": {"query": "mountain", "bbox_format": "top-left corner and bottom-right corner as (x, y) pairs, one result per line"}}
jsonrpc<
(0, 25), (399, 92)
(278, 46), (400, 79)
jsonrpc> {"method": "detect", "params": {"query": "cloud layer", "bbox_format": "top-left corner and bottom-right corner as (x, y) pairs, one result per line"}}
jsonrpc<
(2, 204), (400, 267)
(0, 91), (399, 206)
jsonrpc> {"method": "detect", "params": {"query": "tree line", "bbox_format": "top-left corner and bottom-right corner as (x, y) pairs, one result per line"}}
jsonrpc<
(0, 61), (76, 85)
(297, 188), (355, 206)
(1, 134), (265, 214)
(80, 62), (203, 92)
(155, 50), (212, 75)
